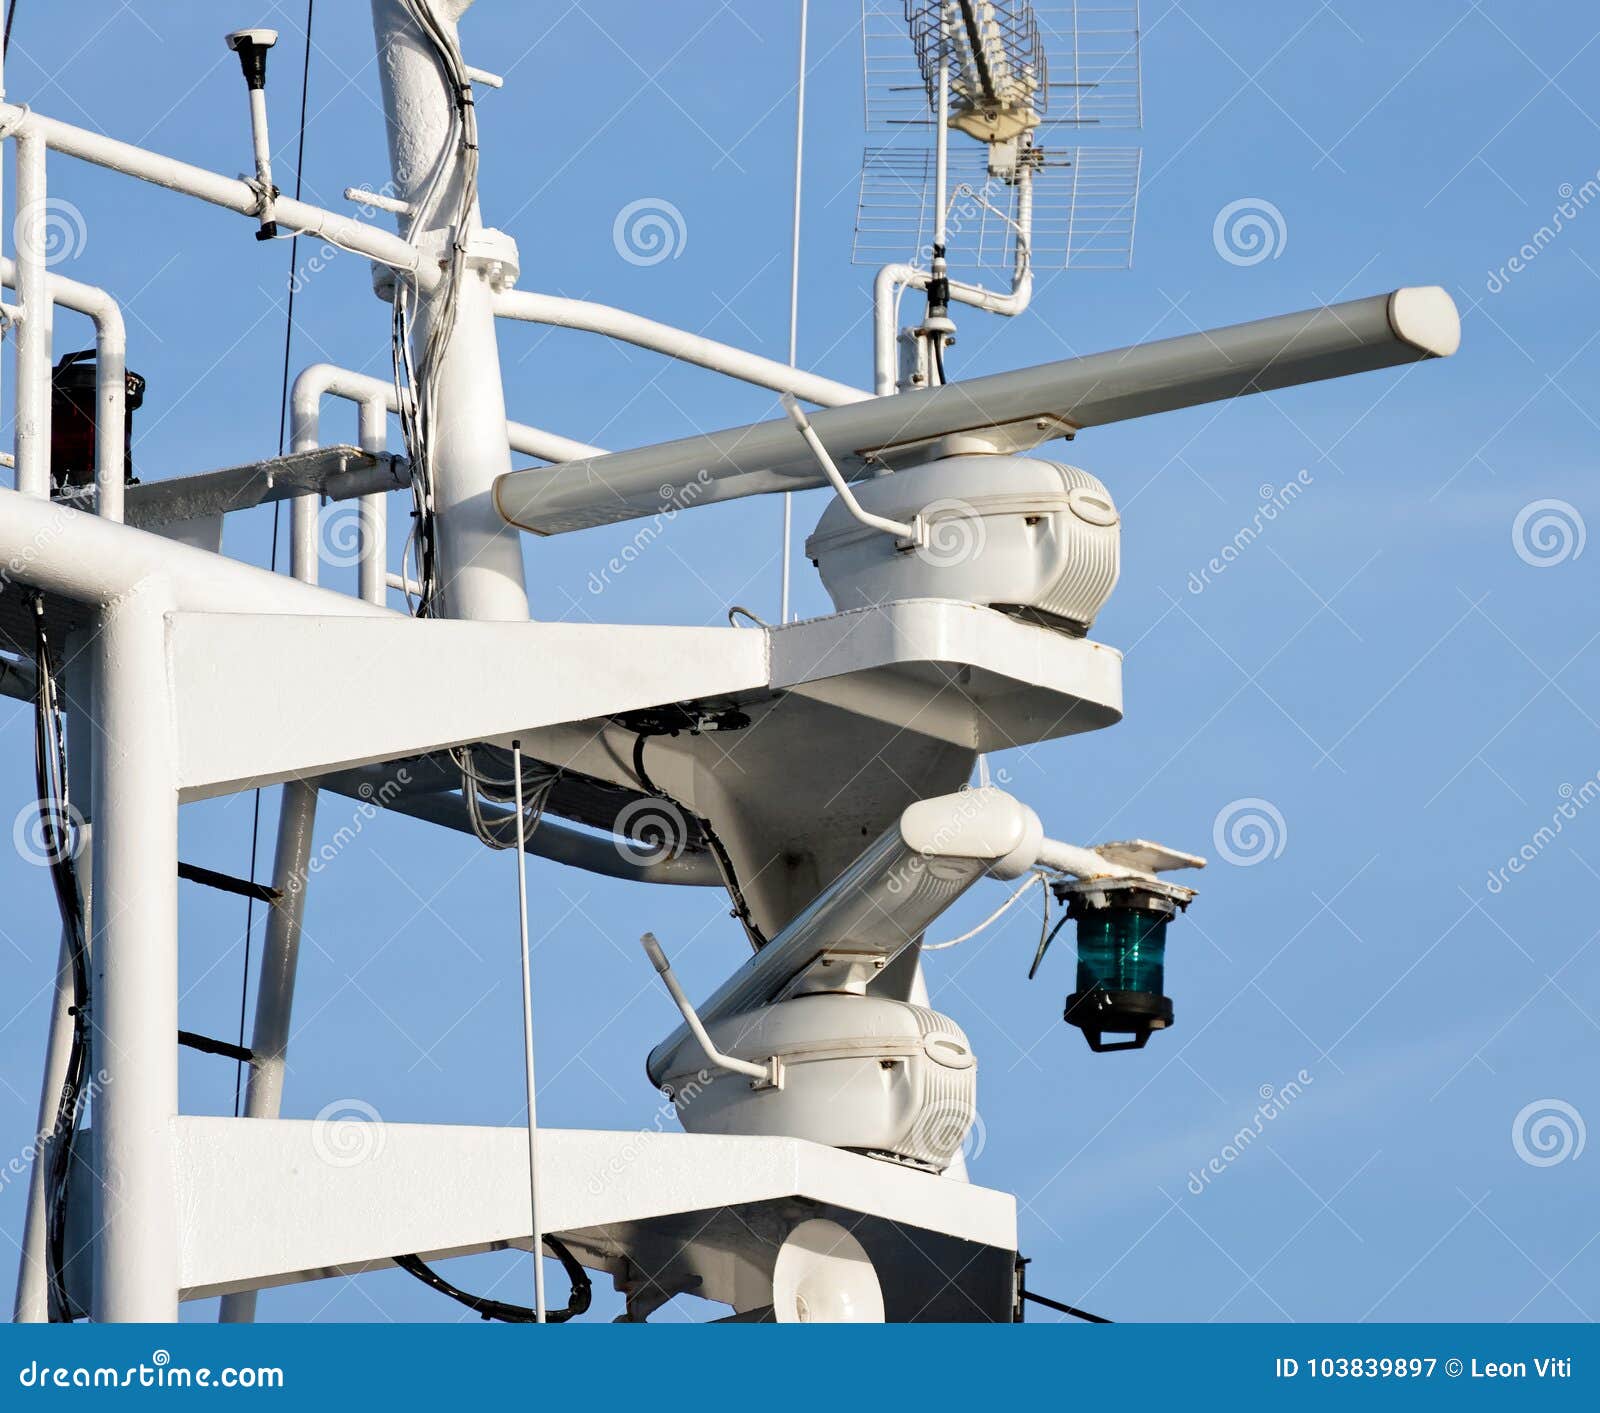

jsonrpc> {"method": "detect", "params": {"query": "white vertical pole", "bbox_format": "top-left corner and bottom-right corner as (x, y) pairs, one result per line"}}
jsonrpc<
(219, 428), (323, 1323)
(933, 54), (950, 256)
(14, 131), (51, 496)
(290, 492), (318, 586)
(91, 584), (180, 1322)
(215, 776), (318, 1325)
(358, 397), (388, 606)
(246, 88), (275, 193)
(12, 923), (77, 1321)
(93, 305), (128, 523)
(2, 31), (8, 452)
(780, 0), (809, 626)
(511, 741), (546, 1322)
(370, 0), (528, 623)
(1, 30), (7, 454)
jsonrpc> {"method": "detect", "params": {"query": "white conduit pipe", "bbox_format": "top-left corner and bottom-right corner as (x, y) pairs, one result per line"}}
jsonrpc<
(1035, 836), (1144, 881)
(0, 258), (128, 523)
(0, 105), (432, 289)
(871, 167), (1035, 396)
(292, 363), (604, 467)
(493, 289), (870, 409)
(358, 398), (388, 606)
(13, 131), (51, 497)
(291, 364), (603, 602)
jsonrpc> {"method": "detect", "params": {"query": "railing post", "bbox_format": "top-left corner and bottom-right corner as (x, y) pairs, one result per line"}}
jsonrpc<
(14, 131), (52, 497)
(90, 584), (180, 1321)
(358, 397), (388, 606)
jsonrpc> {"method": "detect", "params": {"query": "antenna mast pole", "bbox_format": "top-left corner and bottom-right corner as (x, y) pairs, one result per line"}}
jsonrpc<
(370, 0), (527, 622)
(780, 0), (809, 625)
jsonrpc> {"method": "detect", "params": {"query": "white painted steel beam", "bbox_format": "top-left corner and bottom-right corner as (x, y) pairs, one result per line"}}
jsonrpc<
(169, 614), (771, 800)
(165, 1119), (1016, 1304)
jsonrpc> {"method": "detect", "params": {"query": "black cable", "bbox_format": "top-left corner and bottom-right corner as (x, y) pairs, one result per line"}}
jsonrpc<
(1028, 909), (1071, 981)
(1022, 1288), (1112, 1324)
(33, 595), (89, 1322)
(395, 1237), (591, 1323)
(932, 333), (948, 387)
(3, 0), (19, 56)
(632, 731), (767, 951)
(236, 0), (316, 1115)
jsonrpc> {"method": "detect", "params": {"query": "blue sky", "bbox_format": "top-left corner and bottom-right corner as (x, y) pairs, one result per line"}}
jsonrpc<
(1, 0), (1598, 1323)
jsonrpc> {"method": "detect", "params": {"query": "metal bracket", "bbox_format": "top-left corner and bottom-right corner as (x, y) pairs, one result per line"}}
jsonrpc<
(52, 445), (409, 529)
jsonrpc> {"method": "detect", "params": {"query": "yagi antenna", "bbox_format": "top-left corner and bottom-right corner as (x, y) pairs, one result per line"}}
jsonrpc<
(856, 1), (1142, 279)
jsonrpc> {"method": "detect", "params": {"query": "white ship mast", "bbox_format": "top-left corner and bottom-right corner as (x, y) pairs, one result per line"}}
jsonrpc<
(0, 1), (1458, 1323)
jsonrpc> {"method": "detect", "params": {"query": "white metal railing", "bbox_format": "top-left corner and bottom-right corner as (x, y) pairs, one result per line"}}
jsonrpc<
(0, 98), (874, 603)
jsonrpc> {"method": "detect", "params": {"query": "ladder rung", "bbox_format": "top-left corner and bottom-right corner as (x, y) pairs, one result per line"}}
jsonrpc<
(177, 1030), (254, 1065)
(177, 861), (281, 905)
